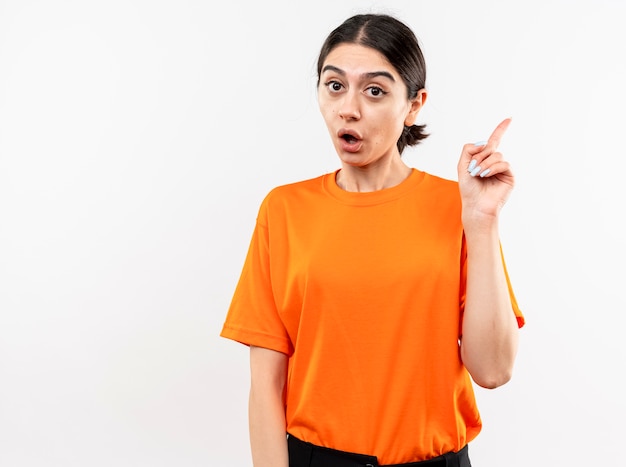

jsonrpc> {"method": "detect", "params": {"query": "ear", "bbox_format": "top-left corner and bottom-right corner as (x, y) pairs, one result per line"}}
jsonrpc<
(404, 89), (427, 126)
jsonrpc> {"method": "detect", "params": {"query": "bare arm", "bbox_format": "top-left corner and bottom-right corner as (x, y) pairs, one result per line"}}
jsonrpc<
(460, 223), (519, 388)
(457, 119), (519, 389)
(249, 345), (289, 467)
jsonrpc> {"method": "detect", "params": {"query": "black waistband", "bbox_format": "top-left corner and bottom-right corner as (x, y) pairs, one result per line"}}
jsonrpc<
(287, 434), (470, 467)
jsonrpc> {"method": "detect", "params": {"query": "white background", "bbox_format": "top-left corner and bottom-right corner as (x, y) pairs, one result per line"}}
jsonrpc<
(1, 0), (624, 465)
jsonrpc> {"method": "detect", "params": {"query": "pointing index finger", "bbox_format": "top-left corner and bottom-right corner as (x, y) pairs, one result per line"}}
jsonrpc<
(487, 117), (512, 148)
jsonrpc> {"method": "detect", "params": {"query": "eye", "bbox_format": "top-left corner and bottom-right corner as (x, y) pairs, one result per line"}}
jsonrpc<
(365, 86), (387, 98)
(325, 80), (344, 93)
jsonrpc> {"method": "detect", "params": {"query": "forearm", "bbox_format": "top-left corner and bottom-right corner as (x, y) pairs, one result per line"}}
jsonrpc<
(249, 346), (289, 467)
(460, 221), (519, 389)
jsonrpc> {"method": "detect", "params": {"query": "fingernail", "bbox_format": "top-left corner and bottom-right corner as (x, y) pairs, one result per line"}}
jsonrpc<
(479, 169), (491, 177)
(468, 159), (477, 172)
(470, 166), (481, 177)
(474, 140), (487, 146)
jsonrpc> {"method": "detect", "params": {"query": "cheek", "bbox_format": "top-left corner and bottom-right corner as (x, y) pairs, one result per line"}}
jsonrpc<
(318, 99), (335, 123)
(320, 110), (335, 130)
(371, 108), (405, 139)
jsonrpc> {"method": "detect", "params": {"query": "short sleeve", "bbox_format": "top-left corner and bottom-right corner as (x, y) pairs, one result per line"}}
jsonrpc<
(220, 199), (293, 355)
(459, 237), (525, 329)
(501, 245), (525, 328)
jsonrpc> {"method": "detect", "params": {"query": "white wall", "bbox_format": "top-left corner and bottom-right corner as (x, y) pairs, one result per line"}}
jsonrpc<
(0, 0), (624, 465)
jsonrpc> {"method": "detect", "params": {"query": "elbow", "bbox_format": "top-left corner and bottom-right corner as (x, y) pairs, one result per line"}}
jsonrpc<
(461, 345), (516, 389)
(460, 334), (519, 389)
(471, 368), (513, 389)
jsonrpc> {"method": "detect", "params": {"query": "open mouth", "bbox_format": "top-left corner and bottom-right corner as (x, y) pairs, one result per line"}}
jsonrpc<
(342, 134), (359, 144)
(339, 129), (361, 143)
(338, 130), (363, 153)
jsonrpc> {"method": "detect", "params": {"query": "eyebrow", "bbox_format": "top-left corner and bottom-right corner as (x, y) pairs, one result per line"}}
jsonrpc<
(321, 65), (396, 82)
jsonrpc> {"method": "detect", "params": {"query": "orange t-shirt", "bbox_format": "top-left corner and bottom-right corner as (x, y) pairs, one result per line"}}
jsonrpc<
(221, 169), (524, 464)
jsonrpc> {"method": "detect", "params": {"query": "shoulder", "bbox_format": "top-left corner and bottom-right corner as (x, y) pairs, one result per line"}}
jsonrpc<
(421, 170), (458, 189)
(412, 171), (462, 215)
(419, 171), (460, 198)
(257, 173), (330, 218)
(268, 173), (328, 195)
(263, 173), (328, 205)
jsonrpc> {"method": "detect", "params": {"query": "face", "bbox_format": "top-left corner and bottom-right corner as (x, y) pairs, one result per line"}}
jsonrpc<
(318, 43), (425, 169)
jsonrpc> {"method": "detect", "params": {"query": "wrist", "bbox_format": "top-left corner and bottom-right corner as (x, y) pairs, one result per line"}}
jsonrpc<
(462, 211), (500, 238)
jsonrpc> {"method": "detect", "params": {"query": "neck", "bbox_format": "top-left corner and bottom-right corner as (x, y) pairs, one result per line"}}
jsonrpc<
(336, 157), (412, 192)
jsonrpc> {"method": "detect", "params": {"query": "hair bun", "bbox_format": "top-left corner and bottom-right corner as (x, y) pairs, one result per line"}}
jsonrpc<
(398, 124), (429, 153)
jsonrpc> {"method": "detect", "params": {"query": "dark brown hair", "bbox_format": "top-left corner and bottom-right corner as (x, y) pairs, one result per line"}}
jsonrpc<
(317, 14), (429, 154)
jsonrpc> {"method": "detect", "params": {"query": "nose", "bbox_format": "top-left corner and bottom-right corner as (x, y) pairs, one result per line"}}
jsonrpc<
(337, 91), (360, 120)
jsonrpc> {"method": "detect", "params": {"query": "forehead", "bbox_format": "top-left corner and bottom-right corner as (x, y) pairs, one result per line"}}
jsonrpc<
(322, 43), (397, 77)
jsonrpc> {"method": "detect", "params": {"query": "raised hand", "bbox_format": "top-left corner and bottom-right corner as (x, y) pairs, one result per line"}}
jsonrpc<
(457, 118), (515, 225)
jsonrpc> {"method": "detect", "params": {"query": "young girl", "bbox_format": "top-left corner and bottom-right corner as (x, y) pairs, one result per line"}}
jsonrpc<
(221, 13), (524, 467)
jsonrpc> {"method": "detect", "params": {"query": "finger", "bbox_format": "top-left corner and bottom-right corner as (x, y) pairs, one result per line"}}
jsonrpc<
(473, 160), (512, 179)
(460, 142), (486, 159)
(466, 119), (511, 169)
(458, 118), (512, 175)
(457, 142), (487, 175)
(486, 117), (512, 149)
(461, 118), (511, 162)
(466, 151), (501, 177)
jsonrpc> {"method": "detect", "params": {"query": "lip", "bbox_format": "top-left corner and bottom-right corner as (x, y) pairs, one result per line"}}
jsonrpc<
(338, 128), (363, 140)
(337, 128), (363, 153)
